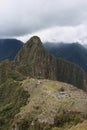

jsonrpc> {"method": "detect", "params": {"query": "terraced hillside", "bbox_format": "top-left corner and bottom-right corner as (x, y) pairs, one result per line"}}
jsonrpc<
(0, 75), (87, 130)
(12, 78), (87, 130)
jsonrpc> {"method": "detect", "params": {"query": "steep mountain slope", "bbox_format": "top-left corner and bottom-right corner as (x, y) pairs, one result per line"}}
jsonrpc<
(0, 61), (28, 130)
(15, 36), (86, 90)
(44, 42), (87, 73)
(0, 79), (28, 130)
(0, 39), (23, 61)
(0, 60), (25, 85)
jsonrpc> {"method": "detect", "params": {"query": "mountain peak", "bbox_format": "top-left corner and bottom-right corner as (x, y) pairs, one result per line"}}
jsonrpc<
(26, 36), (42, 46)
(30, 36), (41, 42)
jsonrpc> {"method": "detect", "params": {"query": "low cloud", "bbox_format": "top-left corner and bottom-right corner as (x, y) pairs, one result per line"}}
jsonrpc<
(0, 0), (87, 43)
(18, 25), (87, 44)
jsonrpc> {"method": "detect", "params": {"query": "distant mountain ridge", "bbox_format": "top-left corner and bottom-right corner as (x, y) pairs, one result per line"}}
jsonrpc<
(0, 39), (23, 61)
(44, 42), (87, 73)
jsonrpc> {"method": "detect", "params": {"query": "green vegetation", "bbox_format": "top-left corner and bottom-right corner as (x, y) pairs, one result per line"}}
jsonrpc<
(54, 111), (84, 127)
(0, 60), (26, 85)
(0, 79), (28, 130)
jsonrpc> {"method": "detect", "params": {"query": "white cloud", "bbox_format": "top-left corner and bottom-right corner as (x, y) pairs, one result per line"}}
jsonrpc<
(18, 25), (87, 44)
(0, 0), (87, 43)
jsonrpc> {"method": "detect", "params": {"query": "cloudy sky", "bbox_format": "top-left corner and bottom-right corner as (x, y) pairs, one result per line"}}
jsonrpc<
(0, 0), (87, 44)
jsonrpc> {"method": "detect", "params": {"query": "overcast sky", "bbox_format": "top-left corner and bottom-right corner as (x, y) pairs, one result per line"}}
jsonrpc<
(0, 0), (87, 44)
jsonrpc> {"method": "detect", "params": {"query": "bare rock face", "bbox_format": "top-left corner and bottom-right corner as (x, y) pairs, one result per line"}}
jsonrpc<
(15, 36), (87, 90)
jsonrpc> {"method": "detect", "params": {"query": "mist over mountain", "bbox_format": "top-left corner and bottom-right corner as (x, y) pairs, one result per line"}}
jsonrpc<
(83, 44), (87, 49)
(0, 39), (23, 62)
(44, 42), (87, 73)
